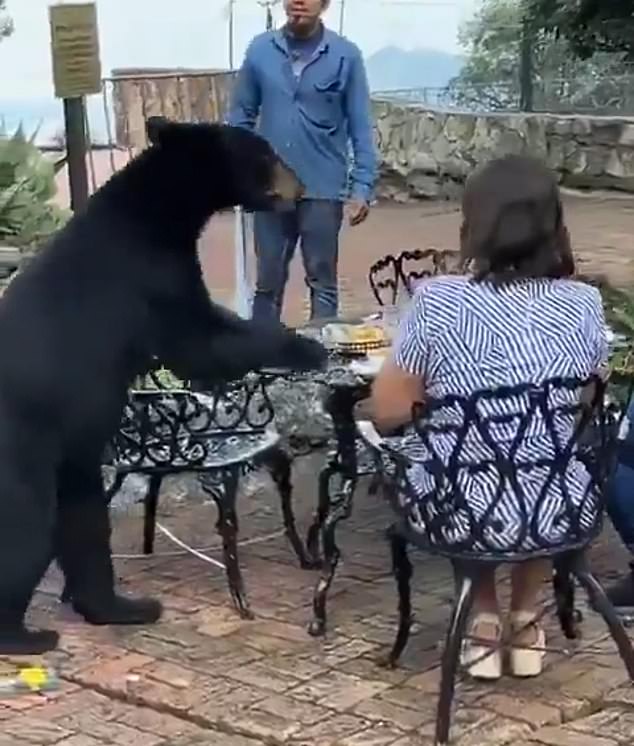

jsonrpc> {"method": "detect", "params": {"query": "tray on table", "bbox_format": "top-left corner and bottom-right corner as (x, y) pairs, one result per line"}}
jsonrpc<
(300, 315), (395, 358)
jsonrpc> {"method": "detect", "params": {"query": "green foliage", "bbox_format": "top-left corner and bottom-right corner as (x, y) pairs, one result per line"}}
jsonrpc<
(136, 368), (185, 390)
(449, 0), (629, 111)
(529, 0), (634, 61)
(0, 0), (13, 42)
(600, 283), (634, 373)
(0, 125), (70, 251)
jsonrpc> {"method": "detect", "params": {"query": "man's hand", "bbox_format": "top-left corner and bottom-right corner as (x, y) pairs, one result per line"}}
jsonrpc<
(346, 199), (370, 227)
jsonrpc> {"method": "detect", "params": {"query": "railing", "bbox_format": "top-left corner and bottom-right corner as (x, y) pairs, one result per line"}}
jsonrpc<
(373, 75), (634, 116)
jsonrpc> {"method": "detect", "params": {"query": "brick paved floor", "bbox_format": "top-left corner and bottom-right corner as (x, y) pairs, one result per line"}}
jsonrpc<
(11, 176), (633, 744)
(0, 450), (631, 746)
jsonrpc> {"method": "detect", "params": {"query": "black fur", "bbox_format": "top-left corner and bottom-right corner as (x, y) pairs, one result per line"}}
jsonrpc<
(0, 120), (325, 653)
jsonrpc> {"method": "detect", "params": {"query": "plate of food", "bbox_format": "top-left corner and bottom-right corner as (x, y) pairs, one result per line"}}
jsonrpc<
(321, 322), (391, 356)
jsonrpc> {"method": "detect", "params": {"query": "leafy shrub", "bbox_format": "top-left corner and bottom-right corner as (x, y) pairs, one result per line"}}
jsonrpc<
(601, 282), (634, 373)
(0, 124), (69, 252)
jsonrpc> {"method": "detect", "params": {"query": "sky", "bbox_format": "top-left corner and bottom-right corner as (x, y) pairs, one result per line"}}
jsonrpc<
(0, 0), (479, 101)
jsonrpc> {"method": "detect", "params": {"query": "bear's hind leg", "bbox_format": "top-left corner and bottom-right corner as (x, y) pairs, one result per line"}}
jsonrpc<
(56, 460), (163, 626)
(0, 461), (59, 654)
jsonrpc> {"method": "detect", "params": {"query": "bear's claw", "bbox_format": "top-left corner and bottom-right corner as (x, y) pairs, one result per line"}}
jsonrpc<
(73, 595), (163, 626)
(0, 625), (59, 654)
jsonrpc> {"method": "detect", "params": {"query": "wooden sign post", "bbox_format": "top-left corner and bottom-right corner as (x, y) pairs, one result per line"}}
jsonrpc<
(49, 3), (102, 212)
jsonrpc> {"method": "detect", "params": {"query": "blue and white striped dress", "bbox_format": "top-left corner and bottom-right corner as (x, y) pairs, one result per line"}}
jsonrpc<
(392, 275), (609, 552)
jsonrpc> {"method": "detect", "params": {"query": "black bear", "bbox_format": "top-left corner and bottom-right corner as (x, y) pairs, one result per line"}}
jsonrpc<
(0, 118), (326, 654)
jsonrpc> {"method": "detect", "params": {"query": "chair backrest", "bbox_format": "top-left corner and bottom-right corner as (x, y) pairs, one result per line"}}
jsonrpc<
(368, 249), (467, 306)
(396, 376), (623, 557)
(108, 370), (277, 471)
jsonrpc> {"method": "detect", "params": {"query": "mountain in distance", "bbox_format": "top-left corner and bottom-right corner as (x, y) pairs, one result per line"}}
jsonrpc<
(365, 45), (464, 92)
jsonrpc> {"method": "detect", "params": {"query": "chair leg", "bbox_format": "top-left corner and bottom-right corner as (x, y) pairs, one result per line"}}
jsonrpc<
(553, 555), (580, 640)
(214, 468), (253, 620)
(572, 552), (634, 681)
(435, 563), (478, 746)
(383, 524), (413, 668)
(368, 472), (382, 497)
(105, 471), (127, 505)
(143, 474), (163, 555)
(266, 448), (316, 570)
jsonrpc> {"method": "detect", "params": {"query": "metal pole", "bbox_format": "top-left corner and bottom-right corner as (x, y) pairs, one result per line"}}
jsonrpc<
(519, 16), (534, 112)
(338, 0), (345, 34)
(228, 0), (235, 69)
(63, 97), (89, 212)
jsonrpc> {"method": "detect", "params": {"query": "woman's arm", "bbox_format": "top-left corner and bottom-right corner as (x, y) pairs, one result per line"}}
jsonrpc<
(362, 287), (430, 434)
(367, 358), (424, 434)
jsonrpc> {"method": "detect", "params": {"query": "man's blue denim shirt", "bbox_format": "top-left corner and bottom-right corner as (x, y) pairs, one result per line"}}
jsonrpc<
(227, 28), (377, 202)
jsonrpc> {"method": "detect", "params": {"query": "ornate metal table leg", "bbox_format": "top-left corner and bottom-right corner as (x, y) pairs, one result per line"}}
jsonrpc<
(266, 447), (317, 569)
(308, 385), (363, 637)
(203, 467), (254, 620)
(305, 458), (334, 568)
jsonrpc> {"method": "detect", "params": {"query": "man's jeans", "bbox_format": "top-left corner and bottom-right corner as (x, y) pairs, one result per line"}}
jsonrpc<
(252, 199), (343, 322)
(608, 401), (634, 552)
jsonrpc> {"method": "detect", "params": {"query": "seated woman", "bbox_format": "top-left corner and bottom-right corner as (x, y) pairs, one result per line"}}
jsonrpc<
(367, 155), (608, 681)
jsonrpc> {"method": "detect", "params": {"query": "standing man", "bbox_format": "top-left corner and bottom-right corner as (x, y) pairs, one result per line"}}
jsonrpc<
(228, 0), (377, 322)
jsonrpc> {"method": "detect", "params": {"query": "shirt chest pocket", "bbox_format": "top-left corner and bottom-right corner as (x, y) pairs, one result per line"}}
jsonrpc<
(301, 57), (348, 130)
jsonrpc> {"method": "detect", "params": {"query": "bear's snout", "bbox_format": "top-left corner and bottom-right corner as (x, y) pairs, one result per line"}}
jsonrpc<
(270, 160), (304, 203)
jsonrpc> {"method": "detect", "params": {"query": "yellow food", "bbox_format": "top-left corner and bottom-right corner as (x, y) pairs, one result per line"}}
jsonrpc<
(322, 323), (388, 346)
(349, 325), (386, 344)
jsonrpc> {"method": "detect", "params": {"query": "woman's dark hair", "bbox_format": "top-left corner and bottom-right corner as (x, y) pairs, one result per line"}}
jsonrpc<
(460, 155), (574, 282)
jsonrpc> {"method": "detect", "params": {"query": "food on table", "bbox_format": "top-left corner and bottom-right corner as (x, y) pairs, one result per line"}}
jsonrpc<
(321, 323), (389, 348)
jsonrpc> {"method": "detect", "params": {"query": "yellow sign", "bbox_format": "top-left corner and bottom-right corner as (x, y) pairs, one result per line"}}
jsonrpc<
(49, 3), (102, 99)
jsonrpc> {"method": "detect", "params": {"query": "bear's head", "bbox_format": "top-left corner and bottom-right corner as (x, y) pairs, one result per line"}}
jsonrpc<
(145, 117), (304, 212)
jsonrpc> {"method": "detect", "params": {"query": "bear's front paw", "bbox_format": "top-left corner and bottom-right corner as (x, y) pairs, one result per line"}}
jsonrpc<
(283, 334), (328, 371)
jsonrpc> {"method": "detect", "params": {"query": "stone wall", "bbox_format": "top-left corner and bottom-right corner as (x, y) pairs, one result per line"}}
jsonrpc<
(373, 100), (634, 200)
(108, 70), (634, 198)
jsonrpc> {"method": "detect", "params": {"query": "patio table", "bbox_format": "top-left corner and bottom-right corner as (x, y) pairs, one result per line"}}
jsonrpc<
(293, 310), (404, 637)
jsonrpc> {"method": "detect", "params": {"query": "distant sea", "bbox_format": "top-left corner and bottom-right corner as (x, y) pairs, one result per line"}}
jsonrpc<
(0, 96), (109, 146)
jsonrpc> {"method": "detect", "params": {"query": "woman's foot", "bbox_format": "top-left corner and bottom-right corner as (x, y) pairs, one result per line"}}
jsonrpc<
(509, 611), (546, 677)
(460, 612), (503, 680)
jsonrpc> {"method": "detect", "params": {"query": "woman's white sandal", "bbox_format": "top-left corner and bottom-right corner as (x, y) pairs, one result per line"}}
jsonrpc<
(509, 611), (546, 678)
(460, 612), (503, 680)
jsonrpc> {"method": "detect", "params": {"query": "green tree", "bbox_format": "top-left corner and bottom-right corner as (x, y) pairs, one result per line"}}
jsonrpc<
(529, 0), (634, 60)
(448, 0), (629, 112)
(0, 0), (13, 42)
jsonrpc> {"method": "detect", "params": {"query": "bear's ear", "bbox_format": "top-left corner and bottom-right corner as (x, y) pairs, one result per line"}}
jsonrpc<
(146, 116), (175, 147)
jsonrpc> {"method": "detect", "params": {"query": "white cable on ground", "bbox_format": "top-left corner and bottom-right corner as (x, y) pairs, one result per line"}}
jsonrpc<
(153, 522), (226, 569)
(111, 524), (286, 568)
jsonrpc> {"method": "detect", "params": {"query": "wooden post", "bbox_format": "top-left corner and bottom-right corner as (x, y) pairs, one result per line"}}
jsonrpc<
(63, 97), (89, 212)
